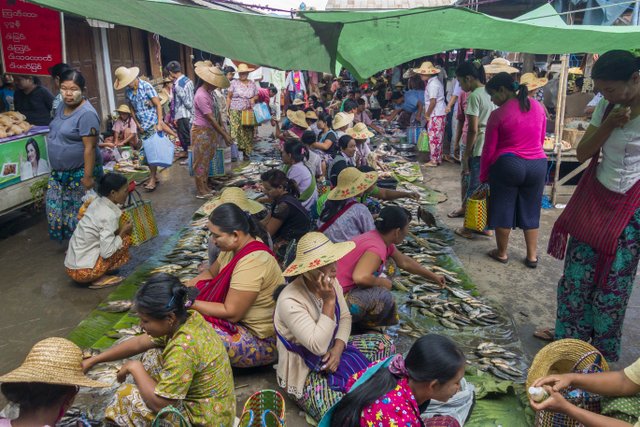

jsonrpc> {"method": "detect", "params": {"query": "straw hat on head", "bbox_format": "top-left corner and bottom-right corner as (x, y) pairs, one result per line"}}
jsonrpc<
(305, 110), (318, 120)
(526, 338), (609, 389)
(287, 110), (309, 129)
(194, 60), (213, 68)
(292, 98), (305, 106)
(520, 73), (548, 92)
(0, 337), (108, 388)
(332, 112), (354, 130)
(236, 63), (255, 73)
(113, 66), (140, 90)
(347, 122), (374, 140)
(484, 58), (519, 75)
(283, 232), (355, 277)
(195, 66), (230, 89)
(209, 187), (265, 215)
(328, 167), (378, 201)
(413, 61), (440, 76)
(115, 104), (131, 115)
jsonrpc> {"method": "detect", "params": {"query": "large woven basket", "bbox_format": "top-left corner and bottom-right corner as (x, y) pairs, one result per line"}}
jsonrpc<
(238, 389), (286, 427)
(528, 339), (609, 427)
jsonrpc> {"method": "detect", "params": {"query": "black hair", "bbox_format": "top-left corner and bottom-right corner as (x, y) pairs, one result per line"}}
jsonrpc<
(343, 99), (358, 112)
(456, 60), (487, 84)
(1, 382), (77, 411)
(165, 60), (181, 74)
(301, 130), (317, 145)
(375, 205), (412, 234)
(356, 98), (366, 106)
(21, 75), (41, 86)
(338, 134), (354, 151)
(25, 138), (40, 162)
(134, 273), (199, 321)
(209, 202), (270, 244)
(592, 50), (640, 82)
(97, 173), (128, 198)
(331, 334), (465, 427)
(283, 139), (309, 163)
(223, 66), (235, 75)
(59, 69), (86, 91)
(391, 91), (403, 101)
(260, 168), (300, 198)
(486, 72), (530, 112)
(268, 84), (277, 95)
(288, 104), (301, 112)
(318, 112), (333, 129)
(335, 89), (345, 100)
(48, 62), (71, 79)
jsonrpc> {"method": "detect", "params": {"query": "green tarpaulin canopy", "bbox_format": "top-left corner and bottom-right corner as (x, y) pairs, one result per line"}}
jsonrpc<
(30, 0), (640, 80)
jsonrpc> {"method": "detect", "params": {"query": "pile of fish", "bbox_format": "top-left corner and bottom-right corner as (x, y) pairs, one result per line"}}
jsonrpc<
(150, 226), (211, 284)
(97, 300), (133, 313)
(472, 342), (526, 381)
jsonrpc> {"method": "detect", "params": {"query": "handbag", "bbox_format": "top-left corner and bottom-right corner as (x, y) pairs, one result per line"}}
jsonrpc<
(464, 185), (489, 232)
(238, 389), (286, 427)
(120, 189), (158, 246)
(142, 131), (175, 167)
(253, 102), (272, 124)
(241, 109), (257, 126)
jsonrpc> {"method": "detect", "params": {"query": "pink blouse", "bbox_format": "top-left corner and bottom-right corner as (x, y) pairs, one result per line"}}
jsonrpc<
(480, 98), (547, 182)
(229, 79), (258, 111)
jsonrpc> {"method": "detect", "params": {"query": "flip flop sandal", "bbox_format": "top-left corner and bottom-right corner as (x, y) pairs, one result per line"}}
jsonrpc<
(487, 249), (509, 264)
(454, 227), (474, 240)
(447, 210), (465, 218)
(533, 328), (555, 341)
(525, 258), (539, 269)
(89, 275), (124, 289)
(144, 184), (157, 192)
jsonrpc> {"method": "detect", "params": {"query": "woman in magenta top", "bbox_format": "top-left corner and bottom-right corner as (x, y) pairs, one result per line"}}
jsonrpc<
(336, 206), (444, 331)
(481, 72), (547, 268)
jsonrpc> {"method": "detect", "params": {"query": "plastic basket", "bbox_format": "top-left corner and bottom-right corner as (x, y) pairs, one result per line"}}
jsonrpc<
(238, 389), (286, 427)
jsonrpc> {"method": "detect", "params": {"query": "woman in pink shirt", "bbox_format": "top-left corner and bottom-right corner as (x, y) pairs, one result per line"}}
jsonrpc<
(482, 73), (547, 268)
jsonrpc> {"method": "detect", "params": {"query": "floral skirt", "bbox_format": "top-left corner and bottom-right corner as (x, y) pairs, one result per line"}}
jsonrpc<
(191, 125), (220, 178)
(213, 323), (277, 368)
(554, 207), (640, 362)
(66, 236), (131, 283)
(229, 109), (254, 155)
(428, 115), (446, 164)
(291, 333), (395, 422)
(46, 165), (103, 241)
(346, 286), (399, 329)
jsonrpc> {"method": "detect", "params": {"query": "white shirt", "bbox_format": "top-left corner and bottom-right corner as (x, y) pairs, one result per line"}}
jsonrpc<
(425, 76), (447, 117)
(65, 197), (124, 269)
(591, 98), (640, 194)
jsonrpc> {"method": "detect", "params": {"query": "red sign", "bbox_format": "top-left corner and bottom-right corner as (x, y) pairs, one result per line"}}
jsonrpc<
(0, 0), (62, 75)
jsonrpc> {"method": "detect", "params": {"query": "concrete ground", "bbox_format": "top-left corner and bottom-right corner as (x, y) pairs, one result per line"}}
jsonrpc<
(0, 147), (638, 426)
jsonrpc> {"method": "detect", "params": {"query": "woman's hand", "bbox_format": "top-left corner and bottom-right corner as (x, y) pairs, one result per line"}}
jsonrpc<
(533, 374), (573, 392)
(434, 274), (446, 287)
(116, 360), (143, 383)
(322, 341), (345, 373)
(81, 175), (95, 190)
(604, 106), (631, 129)
(377, 276), (393, 290)
(529, 386), (570, 413)
(81, 357), (96, 374)
(118, 221), (133, 237)
(314, 272), (335, 302)
(408, 191), (420, 201)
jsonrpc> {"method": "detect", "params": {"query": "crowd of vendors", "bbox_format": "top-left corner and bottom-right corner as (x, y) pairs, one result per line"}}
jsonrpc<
(1, 48), (640, 427)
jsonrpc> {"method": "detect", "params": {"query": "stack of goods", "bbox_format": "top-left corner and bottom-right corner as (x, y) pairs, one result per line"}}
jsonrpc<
(0, 112), (32, 138)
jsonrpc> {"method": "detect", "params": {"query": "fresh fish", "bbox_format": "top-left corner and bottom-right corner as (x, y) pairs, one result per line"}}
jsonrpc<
(107, 325), (143, 339)
(439, 318), (460, 330)
(417, 206), (437, 227)
(98, 300), (133, 313)
(82, 348), (100, 359)
(488, 365), (517, 381)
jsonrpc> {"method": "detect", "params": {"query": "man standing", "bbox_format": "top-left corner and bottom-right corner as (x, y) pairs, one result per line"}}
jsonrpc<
(165, 61), (194, 159)
(113, 66), (163, 191)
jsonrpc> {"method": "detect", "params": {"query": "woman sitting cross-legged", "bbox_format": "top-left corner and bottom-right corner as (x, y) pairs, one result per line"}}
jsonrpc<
(82, 274), (236, 426)
(274, 232), (395, 423)
(188, 202), (283, 368)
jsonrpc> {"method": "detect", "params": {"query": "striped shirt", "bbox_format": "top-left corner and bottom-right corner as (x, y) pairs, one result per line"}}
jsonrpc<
(172, 75), (194, 121)
(125, 79), (158, 133)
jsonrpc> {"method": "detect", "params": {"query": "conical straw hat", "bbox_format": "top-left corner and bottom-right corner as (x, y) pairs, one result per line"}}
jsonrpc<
(327, 167), (377, 201)
(209, 187), (265, 215)
(332, 112), (354, 130)
(195, 66), (230, 89)
(287, 110), (309, 129)
(113, 66), (140, 90)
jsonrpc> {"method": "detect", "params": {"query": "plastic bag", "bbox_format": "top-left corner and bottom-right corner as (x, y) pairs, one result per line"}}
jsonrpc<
(417, 130), (430, 152)
(142, 132), (174, 167)
(253, 102), (272, 124)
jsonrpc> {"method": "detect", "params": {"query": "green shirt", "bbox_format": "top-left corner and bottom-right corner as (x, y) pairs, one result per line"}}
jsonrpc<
(465, 86), (496, 157)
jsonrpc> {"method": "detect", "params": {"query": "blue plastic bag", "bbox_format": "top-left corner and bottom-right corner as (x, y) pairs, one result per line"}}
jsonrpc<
(253, 102), (271, 124)
(142, 132), (174, 167)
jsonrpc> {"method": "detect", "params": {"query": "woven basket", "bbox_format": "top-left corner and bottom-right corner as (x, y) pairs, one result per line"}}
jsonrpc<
(238, 389), (286, 427)
(528, 339), (609, 427)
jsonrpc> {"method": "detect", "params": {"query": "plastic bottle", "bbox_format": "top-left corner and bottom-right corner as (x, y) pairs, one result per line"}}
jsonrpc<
(528, 386), (550, 403)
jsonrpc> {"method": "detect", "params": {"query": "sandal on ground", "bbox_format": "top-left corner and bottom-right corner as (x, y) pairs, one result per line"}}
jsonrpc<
(88, 275), (124, 289)
(143, 184), (156, 192)
(424, 162), (438, 168)
(525, 258), (539, 269)
(454, 227), (474, 240)
(444, 156), (455, 164)
(474, 229), (494, 237)
(487, 249), (508, 264)
(447, 209), (465, 218)
(533, 328), (555, 341)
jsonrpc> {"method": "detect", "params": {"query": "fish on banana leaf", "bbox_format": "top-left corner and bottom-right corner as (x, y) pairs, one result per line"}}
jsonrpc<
(97, 300), (133, 313)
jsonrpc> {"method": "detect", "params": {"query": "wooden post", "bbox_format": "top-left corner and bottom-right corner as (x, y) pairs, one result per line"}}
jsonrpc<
(551, 54), (569, 206)
(147, 32), (163, 79)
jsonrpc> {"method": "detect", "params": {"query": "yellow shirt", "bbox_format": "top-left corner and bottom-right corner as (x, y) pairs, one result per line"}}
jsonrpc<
(623, 358), (640, 427)
(217, 248), (283, 339)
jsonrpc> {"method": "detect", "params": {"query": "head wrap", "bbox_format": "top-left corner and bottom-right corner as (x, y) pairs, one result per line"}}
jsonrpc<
(388, 354), (409, 377)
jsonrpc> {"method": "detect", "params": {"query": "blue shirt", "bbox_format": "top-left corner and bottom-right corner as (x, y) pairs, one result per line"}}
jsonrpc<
(400, 90), (424, 114)
(125, 79), (158, 133)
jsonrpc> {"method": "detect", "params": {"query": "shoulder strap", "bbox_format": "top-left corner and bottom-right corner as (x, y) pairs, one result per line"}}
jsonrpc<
(318, 200), (358, 232)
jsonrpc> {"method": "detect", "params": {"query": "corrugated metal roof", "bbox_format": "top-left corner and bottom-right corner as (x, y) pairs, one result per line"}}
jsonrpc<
(325, 0), (456, 10)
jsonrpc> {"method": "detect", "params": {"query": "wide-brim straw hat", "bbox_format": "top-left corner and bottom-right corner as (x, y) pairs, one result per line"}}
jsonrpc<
(236, 63), (255, 73)
(209, 187), (264, 215)
(520, 73), (548, 92)
(332, 112), (354, 130)
(413, 61), (440, 76)
(195, 66), (230, 89)
(194, 60), (213, 68)
(347, 122), (374, 140)
(115, 104), (131, 114)
(526, 338), (609, 389)
(283, 232), (355, 277)
(287, 110), (310, 129)
(113, 66), (140, 90)
(328, 167), (378, 201)
(0, 337), (108, 388)
(484, 58), (519, 75)
(292, 98), (305, 106)
(305, 110), (318, 120)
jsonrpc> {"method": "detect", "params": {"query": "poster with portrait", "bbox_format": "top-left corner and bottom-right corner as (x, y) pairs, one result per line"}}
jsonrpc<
(0, 132), (49, 189)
